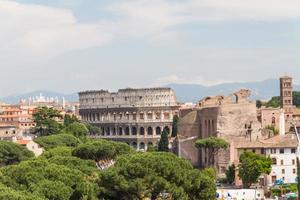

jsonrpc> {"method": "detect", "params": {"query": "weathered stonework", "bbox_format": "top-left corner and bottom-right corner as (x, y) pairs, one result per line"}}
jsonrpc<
(79, 88), (180, 150)
(177, 89), (264, 173)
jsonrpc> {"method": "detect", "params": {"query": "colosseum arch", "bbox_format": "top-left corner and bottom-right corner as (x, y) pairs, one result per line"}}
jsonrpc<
(132, 142), (137, 149)
(106, 127), (110, 136)
(118, 127), (123, 135)
(140, 127), (145, 135)
(147, 127), (153, 135)
(132, 127), (137, 135)
(125, 127), (130, 135)
(140, 142), (145, 150)
(156, 127), (161, 135)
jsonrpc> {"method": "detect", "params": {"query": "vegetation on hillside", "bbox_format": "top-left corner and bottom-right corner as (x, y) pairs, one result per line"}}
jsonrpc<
(0, 106), (217, 200)
(257, 91), (300, 108)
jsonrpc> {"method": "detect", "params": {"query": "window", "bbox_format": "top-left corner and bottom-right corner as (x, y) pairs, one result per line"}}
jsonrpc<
(140, 113), (144, 120)
(272, 158), (277, 165)
(293, 169), (296, 174)
(282, 169), (285, 174)
(281, 160), (284, 165)
(291, 148), (296, 154)
(292, 159), (295, 165)
(271, 149), (276, 154)
(280, 149), (284, 154)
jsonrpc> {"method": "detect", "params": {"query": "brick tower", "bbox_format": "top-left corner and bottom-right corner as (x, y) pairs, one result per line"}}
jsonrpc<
(280, 75), (293, 113)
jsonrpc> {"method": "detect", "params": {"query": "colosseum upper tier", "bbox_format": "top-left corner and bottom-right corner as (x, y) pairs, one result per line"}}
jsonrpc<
(79, 88), (180, 150)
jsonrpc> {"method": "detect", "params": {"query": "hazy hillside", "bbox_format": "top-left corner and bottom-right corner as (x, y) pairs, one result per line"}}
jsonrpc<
(1, 79), (300, 104)
(0, 90), (78, 104)
(167, 79), (300, 103)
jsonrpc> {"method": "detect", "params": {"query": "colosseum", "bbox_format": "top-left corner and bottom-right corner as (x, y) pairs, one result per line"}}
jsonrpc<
(79, 88), (180, 150)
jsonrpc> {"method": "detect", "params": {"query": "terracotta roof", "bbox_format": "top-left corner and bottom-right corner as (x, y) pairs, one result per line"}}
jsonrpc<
(16, 140), (30, 145)
(292, 108), (300, 116)
(236, 134), (298, 149)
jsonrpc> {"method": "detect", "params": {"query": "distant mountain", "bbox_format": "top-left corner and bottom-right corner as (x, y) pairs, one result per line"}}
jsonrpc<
(167, 79), (300, 103)
(1, 79), (300, 104)
(0, 90), (78, 104)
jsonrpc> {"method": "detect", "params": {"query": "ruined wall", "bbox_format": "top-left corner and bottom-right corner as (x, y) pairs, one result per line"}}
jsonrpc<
(177, 109), (201, 166)
(79, 88), (177, 109)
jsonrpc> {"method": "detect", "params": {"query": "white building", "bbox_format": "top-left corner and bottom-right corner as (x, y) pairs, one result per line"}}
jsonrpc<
(264, 135), (297, 185)
(236, 134), (298, 186)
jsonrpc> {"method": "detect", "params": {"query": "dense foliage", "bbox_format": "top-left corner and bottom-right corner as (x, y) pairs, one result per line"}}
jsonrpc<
(239, 151), (272, 188)
(293, 91), (300, 107)
(0, 141), (34, 166)
(1, 106), (217, 200)
(33, 106), (63, 136)
(98, 152), (216, 200)
(34, 134), (81, 150)
(265, 125), (279, 135)
(225, 164), (236, 184)
(158, 130), (169, 152)
(171, 115), (179, 137)
(260, 91), (300, 108)
(73, 140), (134, 161)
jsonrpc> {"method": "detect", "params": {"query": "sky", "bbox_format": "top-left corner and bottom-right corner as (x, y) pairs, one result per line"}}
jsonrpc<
(1, 0), (300, 96)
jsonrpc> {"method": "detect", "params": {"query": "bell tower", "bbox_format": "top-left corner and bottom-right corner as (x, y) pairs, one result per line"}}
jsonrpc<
(280, 75), (293, 113)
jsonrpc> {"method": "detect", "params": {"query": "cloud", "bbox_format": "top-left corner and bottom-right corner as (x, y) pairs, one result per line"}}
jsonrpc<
(2, 0), (300, 66)
(0, 0), (112, 65)
(153, 75), (245, 86)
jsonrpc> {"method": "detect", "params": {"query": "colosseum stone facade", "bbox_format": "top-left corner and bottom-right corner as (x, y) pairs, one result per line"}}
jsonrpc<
(79, 88), (180, 150)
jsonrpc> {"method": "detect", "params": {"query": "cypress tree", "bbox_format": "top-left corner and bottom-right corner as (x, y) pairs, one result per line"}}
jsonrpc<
(158, 130), (169, 152)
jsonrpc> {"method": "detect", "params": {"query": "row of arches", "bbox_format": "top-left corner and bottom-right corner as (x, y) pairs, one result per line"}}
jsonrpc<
(129, 141), (156, 151)
(98, 126), (171, 136)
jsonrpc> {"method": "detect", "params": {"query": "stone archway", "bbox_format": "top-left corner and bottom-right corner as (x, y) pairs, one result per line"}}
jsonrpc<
(156, 127), (161, 135)
(147, 127), (153, 135)
(140, 127), (145, 135)
(125, 127), (130, 135)
(132, 127), (137, 135)
(140, 142), (145, 151)
(118, 127), (123, 136)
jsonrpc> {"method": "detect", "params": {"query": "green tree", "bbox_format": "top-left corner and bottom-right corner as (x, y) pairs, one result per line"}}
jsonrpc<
(65, 122), (89, 139)
(238, 151), (272, 188)
(0, 159), (98, 199)
(41, 147), (74, 159)
(158, 130), (169, 152)
(48, 156), (97, 175)
(85, 124), (101, 135)
(195, 137), (229, 166)
(99, 152), (216, 200)
(256, 100), (262, 108)
(265, 125), (279, 135)
(34, 134), (81, 150)
(225, 164), (236, 184)
(63, 115), (80, 127)
(171, 115), (179, 137)
(30, 180), (73, 200)
(73, 140), (133, 162)
(264, 96), (281, 108)
(0, 184), (44, 200)
(293, 91), (300, 107)
(0, 141), (34, 166)
(33, 106), (62, 136)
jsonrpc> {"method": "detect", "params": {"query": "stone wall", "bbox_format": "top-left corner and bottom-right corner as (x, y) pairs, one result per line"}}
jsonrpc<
(79, 88), (177, 109)
(79, 88), (180, 151)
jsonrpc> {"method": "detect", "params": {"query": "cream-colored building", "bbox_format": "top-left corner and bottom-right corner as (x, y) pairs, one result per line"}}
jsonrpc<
(79, 88), (180, 150)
